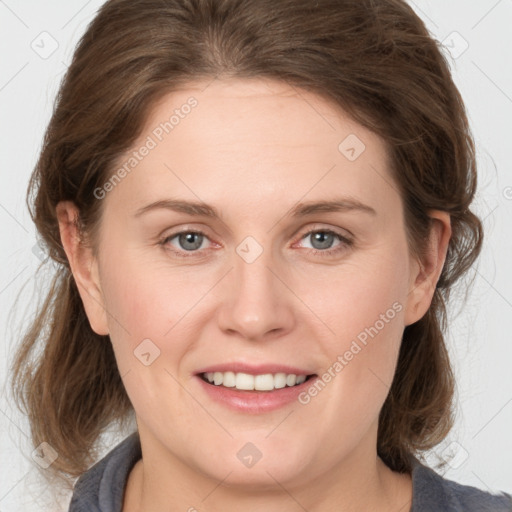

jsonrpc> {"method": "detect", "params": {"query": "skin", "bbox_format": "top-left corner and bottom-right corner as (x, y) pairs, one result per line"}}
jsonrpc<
(56, 77), (451, 512)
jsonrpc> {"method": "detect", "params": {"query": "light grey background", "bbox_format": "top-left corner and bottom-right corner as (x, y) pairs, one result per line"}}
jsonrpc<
(1, 1), (511, 510)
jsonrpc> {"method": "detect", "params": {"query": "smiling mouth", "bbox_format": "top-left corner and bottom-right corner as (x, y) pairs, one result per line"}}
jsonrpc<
(199, 371), (317, 392)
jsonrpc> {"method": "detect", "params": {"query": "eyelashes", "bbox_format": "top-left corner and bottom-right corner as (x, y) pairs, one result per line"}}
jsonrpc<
(158, 227), (354, 260)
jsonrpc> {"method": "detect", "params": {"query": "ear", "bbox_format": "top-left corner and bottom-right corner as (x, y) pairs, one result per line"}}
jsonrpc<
(404, 210), (452, 327)
(55, 201), (109, 335)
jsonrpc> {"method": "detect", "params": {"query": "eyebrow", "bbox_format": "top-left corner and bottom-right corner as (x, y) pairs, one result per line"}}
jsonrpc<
(134, 197), (377, 219)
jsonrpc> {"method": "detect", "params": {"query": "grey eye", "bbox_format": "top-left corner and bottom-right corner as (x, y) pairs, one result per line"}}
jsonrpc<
(176, 232), (205, 251)
(307, 231), (337, 250)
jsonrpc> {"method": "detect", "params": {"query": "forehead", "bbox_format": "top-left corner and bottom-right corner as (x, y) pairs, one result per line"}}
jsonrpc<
(105, 77), (399, 221)
(141, 77), (375, 154)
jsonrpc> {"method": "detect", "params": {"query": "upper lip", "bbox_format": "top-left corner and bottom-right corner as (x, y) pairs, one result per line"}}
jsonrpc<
(195, 362), (316, 376)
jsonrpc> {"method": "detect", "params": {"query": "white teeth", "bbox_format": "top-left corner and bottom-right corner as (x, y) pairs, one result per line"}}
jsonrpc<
(286, 374), (296, 386)
(274, 373), (287, 389)
(254, 374), (274, 391)
(296, 375), (306, 385)
(202, 371), (310, 391)
(223, 371), (236, 387)
(236, 372), (254, 390)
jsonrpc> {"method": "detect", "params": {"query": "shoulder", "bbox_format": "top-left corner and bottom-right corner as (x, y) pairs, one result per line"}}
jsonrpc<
(410, 456), (512, 512)
(67, 432), (142, 512)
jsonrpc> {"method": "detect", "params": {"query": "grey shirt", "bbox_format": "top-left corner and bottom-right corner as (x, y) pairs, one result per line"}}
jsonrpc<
(68, 432), (512, 511)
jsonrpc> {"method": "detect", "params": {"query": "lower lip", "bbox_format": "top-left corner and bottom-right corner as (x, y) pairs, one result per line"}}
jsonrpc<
(195, 375), (318, 413)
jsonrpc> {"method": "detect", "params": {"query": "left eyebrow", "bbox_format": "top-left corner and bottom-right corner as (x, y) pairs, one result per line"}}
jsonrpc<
(133, 196), (377, 219)
(289, 198), (377, 217)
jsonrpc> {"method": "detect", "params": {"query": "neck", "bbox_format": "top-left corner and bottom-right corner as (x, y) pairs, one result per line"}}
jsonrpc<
(123, 427), (413, 512)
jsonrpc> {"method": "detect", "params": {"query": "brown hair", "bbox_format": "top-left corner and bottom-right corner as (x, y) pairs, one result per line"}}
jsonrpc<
(10, 0), (482, 483)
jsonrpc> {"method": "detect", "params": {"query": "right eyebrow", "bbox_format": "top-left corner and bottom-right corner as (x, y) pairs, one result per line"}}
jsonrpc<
(133, 196), (377, 219)
(134, 199), (219, 218)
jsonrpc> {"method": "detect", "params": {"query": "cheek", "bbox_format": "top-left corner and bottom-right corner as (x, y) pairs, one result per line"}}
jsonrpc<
(305, 251), (409, 392)
(101, 254), (205, 335)
(99, 253), (222, 386)
(309, 253), (408, 342)
(98, 260), (194, 413)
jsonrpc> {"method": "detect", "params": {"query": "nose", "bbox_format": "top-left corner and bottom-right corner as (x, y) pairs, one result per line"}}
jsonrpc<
(216, 245), (295, 342)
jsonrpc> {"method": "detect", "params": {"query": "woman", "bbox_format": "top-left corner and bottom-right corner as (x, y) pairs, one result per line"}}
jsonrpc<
(10, 0), (511, 510)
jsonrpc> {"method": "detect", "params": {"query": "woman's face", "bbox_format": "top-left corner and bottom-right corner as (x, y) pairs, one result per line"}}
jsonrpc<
(71, 78), (445, 488)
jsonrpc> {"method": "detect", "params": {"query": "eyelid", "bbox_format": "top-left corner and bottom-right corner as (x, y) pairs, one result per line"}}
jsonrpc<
(160, 228), (217, 250)
(159, 223), (354, 259)
(291, 222), (353, 245)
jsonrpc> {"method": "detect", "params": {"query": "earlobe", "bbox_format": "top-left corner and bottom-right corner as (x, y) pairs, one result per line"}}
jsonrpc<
(55, 201), (109, 335)
(404, 211), (452, 327)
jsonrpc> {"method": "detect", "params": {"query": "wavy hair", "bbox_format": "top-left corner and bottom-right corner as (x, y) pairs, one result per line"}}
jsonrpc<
(10, 0), (482, 482)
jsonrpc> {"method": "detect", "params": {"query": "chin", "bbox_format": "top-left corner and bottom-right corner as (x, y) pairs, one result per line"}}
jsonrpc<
(192, 436), (315, 489)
